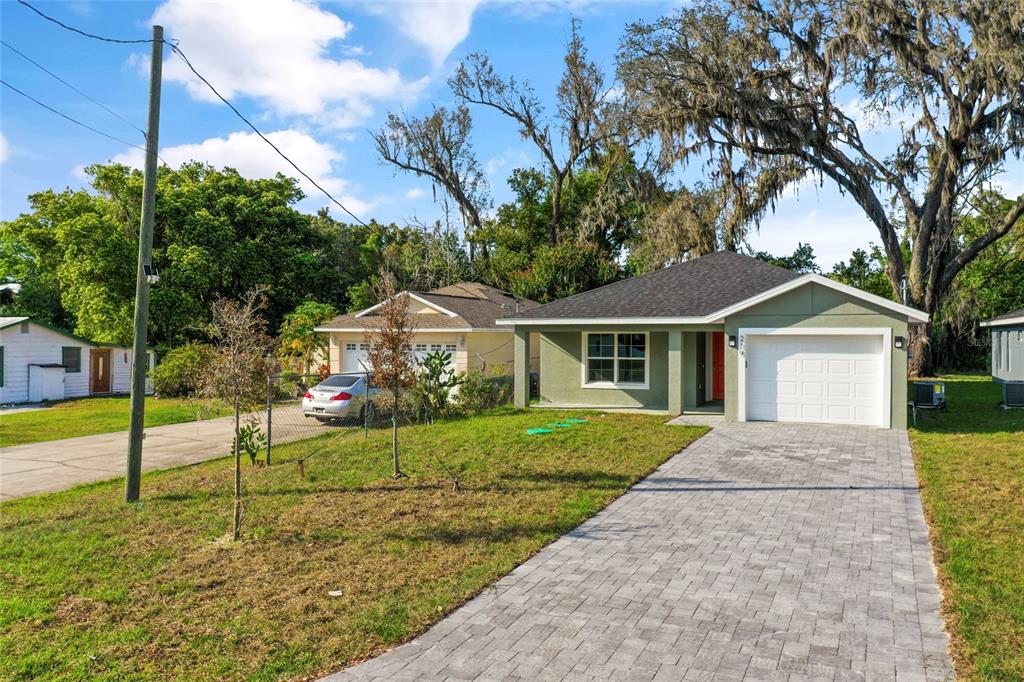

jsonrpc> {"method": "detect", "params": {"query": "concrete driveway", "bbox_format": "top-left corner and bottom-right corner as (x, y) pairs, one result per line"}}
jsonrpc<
(327, 422), (953, 681)
(1, 403), (324, 500)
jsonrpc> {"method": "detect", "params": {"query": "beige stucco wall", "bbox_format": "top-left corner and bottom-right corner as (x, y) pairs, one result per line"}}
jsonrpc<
(327, 329), (533, 377)
(723, 282), (910, 429)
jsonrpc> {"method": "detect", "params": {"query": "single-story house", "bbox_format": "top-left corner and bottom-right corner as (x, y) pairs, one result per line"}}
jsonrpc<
(315, 283), (540, 376)
(0, 316), (155, 404)
(499, 251), (929, 429)
(981, 307), (1024, 383)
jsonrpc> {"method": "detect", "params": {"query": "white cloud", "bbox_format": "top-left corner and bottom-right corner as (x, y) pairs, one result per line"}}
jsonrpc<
(112, 129), (372, 215)
(150, 0), (426, 128)
(0, 133), (8, 165)
(485, 156), (507, 176)
(404, 187), (426, 199)
(366, 1), (481, 67)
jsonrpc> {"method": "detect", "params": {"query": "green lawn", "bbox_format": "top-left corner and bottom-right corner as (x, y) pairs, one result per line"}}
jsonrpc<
(908, 374), (1024, 680)
(0, 409), (706, 681)
(0, 396), (231, 447)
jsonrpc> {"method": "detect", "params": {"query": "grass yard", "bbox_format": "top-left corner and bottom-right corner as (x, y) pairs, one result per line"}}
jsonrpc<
(0, 409), (706, 681)
(908, 374), (1024, 680)
(0, 396), (231, 447)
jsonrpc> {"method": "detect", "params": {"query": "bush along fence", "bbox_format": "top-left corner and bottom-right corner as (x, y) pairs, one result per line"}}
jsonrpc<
(263, 358), (514, 478)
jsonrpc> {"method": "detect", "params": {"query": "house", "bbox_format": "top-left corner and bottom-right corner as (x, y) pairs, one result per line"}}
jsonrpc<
(315, 283), (540, 376)
(0, 317), (155, 404)
(981, 307), (1024, 383)
(498, 251), (929, 429)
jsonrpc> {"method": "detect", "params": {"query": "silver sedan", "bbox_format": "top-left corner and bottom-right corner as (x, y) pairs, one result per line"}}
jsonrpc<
(302, 374), (377, 423)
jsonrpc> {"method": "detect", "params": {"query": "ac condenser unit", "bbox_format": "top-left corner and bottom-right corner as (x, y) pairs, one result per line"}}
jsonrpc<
(912, 381), (946, 408)
(1002, 381), (1024, 409)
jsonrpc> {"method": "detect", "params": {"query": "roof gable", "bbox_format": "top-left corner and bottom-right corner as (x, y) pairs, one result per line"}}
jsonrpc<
(981, 306), (1024, 327)
(316, 282), (539, 332)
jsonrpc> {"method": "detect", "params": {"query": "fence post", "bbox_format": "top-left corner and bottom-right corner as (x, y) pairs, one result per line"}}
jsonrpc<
(265, 370), (273, 465)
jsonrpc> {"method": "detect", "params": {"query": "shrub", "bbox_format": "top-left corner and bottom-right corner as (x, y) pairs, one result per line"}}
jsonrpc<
(456, 367), (513, 415)
(149, 342), (215, 398)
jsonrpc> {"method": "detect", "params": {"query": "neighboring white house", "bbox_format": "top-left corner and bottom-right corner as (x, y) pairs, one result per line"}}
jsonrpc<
(314, 283), (540, 376)
(0, 317), (155, 404)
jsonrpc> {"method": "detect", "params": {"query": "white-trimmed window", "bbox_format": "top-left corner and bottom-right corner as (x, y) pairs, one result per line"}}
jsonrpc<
(583, 332), (648, 388)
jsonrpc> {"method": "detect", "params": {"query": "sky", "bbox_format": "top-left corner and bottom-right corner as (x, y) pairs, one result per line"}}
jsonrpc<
(1, 0), (1021, 271)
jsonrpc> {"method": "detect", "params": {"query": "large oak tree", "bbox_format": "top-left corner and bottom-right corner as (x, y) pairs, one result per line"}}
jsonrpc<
(619, 0), (1024, 374)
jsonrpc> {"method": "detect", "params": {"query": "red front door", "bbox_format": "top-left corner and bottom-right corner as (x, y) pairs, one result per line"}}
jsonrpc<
(712, 331), (725, 400)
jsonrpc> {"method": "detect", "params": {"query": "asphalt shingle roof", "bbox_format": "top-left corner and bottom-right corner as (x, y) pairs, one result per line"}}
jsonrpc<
(319, 282), (538, 331)
(503, 251), (801, 320)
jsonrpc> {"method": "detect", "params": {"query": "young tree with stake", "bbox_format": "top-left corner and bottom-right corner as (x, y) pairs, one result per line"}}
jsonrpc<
(199, 290), (273, 541)
(365, 270), (417, 479)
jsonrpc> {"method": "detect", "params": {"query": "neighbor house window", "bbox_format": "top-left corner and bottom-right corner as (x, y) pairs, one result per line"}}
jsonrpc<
(584, 332), (648, 387)
(62, 346), (81, 373)
(20, 322), (28, 334)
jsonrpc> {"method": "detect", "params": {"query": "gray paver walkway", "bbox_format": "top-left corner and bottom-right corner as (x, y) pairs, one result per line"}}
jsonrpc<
(326, 422), (953, 681)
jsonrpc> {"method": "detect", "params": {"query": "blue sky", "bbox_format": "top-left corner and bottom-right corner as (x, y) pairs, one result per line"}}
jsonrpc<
(2, 0), (1021, 270)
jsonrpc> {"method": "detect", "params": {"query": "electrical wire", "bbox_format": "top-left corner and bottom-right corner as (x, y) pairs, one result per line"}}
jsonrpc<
(166, 43), (368, 226)
(15, 0), (370, 227)
(1, 79), (151, 156)
(1, 39), (147, 138)
(15, 0), (156, 45)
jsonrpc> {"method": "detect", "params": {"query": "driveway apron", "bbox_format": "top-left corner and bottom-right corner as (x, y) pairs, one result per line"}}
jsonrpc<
(326, 422), (953, 681)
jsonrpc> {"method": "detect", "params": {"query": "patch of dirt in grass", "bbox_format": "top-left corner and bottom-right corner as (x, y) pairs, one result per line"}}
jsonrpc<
(52, 596), (111, 626)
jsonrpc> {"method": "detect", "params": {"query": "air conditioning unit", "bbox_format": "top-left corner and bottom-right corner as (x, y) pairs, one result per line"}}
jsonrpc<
(1002, 381), (1024, 409)
(913, 381), (946, 408)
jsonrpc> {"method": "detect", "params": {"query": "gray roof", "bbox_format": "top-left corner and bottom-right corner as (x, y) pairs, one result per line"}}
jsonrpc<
(983, 306), (1024, 326)
(320, 282), (539, 331)
(503, 251), (801, 320)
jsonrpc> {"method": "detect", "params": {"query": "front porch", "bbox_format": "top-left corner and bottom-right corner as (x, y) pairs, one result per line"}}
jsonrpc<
(512, 327), (728, 416)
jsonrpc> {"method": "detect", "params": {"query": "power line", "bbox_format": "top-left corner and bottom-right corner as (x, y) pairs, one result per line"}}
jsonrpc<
(15, 0), (370, 227)
(1, 39), (147, 138)
(15, 0), (155, 45)
(165, 44), (367, 226)
(1, 79), (151, 156)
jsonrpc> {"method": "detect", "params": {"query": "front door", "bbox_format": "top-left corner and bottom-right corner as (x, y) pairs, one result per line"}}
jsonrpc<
(712, 331), (725, 400)
(90, 348), (111, 393)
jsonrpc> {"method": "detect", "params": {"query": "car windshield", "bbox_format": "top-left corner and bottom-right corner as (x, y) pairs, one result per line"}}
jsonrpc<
(316, 374), (359, 389)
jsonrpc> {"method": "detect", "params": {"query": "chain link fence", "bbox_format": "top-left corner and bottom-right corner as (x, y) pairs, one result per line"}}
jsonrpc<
(260, 368), (515, 476)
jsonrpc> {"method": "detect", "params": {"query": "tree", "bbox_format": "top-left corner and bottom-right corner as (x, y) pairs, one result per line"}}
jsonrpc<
(199, 291), (273, 541)
(754, 243), (820, 274)
(451, 19), (615, 244)
(829, 245), (895, 300)
(373, 106), (491, 260)
(619, 0), (1024, 374)
(277, 301), (337, 376)
(365, 270), (417, 479)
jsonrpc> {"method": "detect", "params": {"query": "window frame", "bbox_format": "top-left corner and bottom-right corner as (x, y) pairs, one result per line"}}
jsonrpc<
(62, 346), (82, 373)
(580, 331), (650, 390)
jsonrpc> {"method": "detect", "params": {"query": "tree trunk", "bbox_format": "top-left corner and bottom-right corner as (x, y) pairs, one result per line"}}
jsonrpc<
(232, 404), (242, 541)
(908, 321), (935, 378)
(391, 389), (402, 478)
(550, 176), (562, 245)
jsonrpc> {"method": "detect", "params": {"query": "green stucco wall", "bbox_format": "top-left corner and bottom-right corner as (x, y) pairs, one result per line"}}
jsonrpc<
(538, 330), (670, 410)
(723, 282), (910, 429)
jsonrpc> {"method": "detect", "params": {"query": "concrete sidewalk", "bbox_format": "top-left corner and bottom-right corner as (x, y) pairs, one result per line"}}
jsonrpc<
(1, 403), (319, 500)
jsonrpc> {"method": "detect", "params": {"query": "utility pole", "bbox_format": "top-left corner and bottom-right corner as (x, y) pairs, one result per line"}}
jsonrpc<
(125, 25), (164, 503)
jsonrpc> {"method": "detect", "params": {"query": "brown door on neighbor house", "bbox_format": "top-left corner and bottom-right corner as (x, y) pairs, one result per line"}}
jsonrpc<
(712, 331), (725, 401)
(90, 348), (111, 394)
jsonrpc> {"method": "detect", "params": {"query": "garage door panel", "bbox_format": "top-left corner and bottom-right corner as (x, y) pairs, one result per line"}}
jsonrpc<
(746, 333), (885, 427)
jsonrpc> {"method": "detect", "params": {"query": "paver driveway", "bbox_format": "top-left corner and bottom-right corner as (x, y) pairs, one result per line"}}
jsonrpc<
(327, 422), (953, 681)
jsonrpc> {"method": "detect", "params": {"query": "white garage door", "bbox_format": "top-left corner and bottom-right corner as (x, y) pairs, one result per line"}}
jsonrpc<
(342, 342), (370, 373)
(746, 334), (884, 426)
